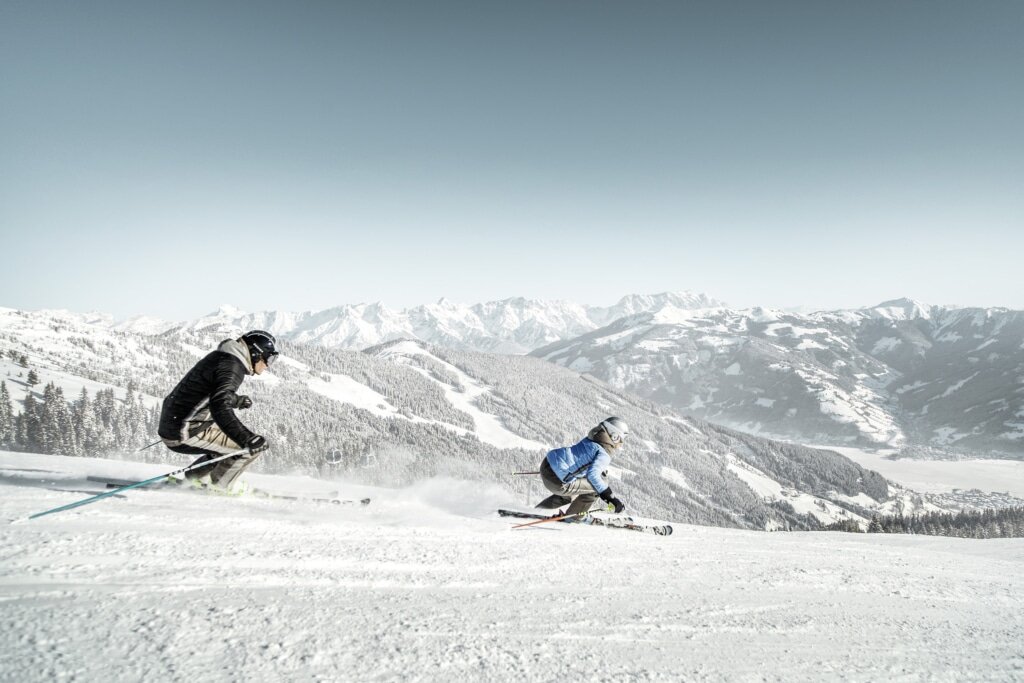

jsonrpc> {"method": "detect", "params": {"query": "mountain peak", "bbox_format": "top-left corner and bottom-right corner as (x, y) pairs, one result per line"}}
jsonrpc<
(867, 298), (932, 321)
(213, 304), (246, 318)
(614, 291), (724, 311)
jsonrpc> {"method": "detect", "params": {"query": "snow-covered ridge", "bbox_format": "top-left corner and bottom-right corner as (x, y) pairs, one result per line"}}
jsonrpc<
(107, 291), (727, 354)
(534, 301), (1024, 456)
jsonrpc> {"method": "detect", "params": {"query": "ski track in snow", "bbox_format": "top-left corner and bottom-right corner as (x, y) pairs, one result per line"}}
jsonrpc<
(1, 453), (1023, 682)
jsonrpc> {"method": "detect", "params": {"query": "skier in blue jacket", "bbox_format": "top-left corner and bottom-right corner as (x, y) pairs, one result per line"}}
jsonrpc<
(537, 417), (629, 519)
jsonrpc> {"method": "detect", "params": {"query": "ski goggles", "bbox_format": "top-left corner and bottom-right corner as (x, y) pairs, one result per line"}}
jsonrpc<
(251, 342), (279, 366)
(600, 420), (628, 444)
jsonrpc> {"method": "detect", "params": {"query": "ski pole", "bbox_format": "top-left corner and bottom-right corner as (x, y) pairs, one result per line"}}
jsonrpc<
(138, 432), (205, 454)
(22, 448), (250, 522)
(511, 510), (589, 530)
(511, 471), (539, 475)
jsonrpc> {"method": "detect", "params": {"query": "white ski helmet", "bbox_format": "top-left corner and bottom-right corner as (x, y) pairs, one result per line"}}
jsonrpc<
(592, 416), (629, 446)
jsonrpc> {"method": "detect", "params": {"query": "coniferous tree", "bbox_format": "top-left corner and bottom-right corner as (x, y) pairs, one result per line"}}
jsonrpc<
(73, 388), (98, 455)
(14, 412), (26, 448)
(26, 369), (40, 387)
(21, 393), (41, 452)
(39, 383), (60, 453)
(38, 383), (77, 454)
(0, 381), (13, 448)
(124, 389), (150, 446)
(52, 386), (77, 455)
(92, 389), (117, 452)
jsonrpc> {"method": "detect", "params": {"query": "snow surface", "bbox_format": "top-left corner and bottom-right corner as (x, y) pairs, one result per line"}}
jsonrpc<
(589, 328), (639, 347)
(2, 452), (1022, 682)
(307, 373), (405, 419)
(871, 337), (903, 354)
(658, 466), (691, 491)
(932, 426), (968, 446)
(936, 372), (980, 400)
(567, 356), (594, 373)
(763, 323), (831, 337)
(726, 460), (784, 500)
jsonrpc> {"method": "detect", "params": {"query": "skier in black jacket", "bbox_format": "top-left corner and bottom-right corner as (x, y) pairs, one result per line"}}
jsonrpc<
(159, 330), (279, 489)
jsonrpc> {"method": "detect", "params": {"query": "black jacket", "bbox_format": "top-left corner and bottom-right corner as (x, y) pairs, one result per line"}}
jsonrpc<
(158, 342), (255, 446)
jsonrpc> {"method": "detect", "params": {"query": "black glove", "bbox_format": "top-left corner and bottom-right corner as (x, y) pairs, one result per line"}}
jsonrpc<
(246, 434), (269, 455)
(599, 487), (626, 514)
(235, 395), (253, 410)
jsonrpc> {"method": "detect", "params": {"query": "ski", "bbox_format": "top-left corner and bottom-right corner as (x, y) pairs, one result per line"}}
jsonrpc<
(497, 508), (673, 536)
(86, 475), (371, 507)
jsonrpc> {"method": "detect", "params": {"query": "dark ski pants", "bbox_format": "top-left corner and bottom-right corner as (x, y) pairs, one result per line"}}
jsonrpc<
(537, 458), (599, 517)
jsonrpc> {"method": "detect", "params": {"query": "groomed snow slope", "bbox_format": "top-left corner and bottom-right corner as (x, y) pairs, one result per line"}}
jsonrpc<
(2, 452), (1022, 682)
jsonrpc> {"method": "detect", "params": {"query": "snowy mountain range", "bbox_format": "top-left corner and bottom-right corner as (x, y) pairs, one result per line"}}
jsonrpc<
(535, 298), (1024, 457)
(106, 291), (1024, 457)
(114, 291), (724, 353)
(1, 305), (939, 531)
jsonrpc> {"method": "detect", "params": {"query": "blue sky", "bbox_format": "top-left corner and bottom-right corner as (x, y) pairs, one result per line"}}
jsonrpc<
(2, 1), (1021, 320)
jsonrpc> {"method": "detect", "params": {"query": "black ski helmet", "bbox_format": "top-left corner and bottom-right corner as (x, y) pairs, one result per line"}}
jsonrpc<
(241, 330), (279, 367)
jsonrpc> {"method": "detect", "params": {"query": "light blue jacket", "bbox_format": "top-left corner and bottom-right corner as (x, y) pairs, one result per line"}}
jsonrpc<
(545, 438), (611, 494)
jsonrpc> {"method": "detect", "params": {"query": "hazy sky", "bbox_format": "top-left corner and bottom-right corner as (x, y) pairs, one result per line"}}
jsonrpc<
(2, 1), (1021, 320)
